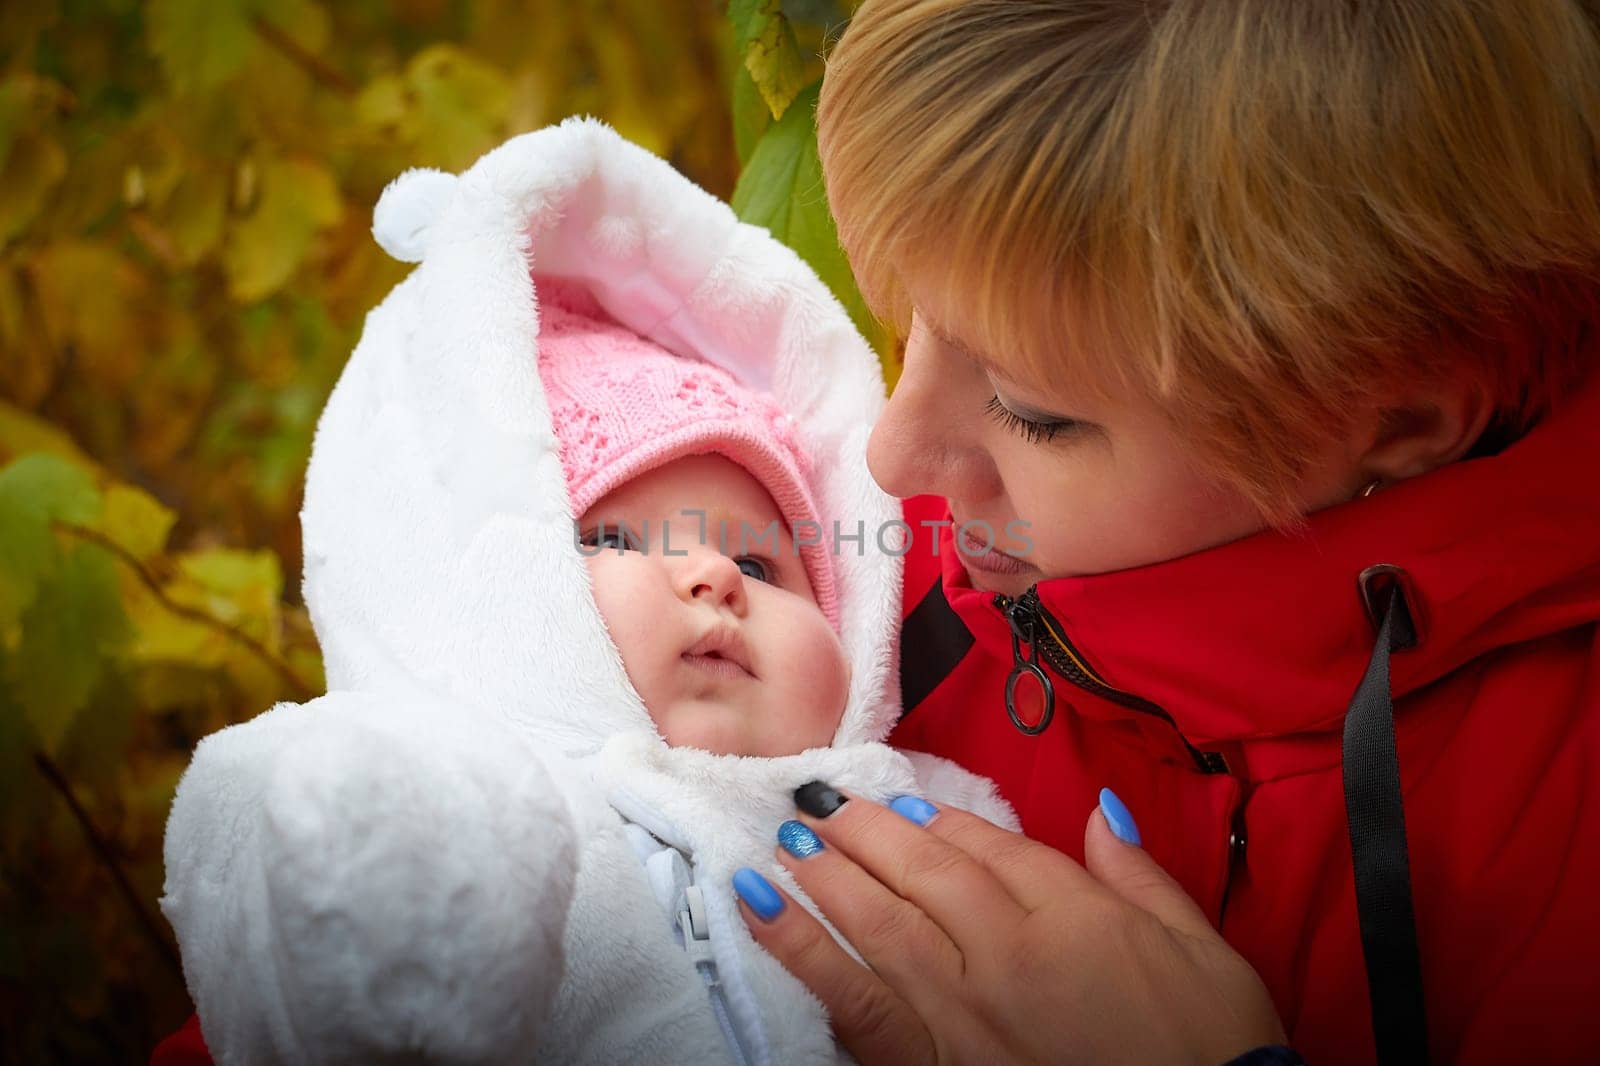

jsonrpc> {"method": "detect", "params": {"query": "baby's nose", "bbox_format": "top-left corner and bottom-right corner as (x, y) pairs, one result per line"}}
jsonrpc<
(677, 548), (747, 613)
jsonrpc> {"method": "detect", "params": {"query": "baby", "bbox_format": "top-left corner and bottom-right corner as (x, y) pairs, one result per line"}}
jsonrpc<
(542, 278), (851, 760)
(159, 120), (1014, 1066)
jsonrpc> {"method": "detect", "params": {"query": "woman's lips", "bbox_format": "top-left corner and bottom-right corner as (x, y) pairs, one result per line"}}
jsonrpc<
(954, 525), (1035, 576)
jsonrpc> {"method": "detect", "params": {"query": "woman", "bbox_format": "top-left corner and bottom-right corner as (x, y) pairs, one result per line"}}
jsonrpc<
(733, 1), (1600, 1062)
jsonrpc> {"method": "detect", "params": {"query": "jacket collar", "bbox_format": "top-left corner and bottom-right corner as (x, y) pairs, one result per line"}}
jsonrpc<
(941, 371), (1600, 743)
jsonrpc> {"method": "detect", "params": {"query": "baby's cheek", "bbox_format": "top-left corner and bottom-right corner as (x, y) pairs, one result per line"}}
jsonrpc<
(785, 624), (850, 745)
(584, 557), (657, 699)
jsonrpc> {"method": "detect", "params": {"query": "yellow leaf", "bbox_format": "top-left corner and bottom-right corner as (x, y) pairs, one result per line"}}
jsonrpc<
(743, 7), (807, 121)
(174, 547), (283, 636)
(406, 45), (512, 169)
(223, 155), (344, 303)
(0, 398), (94, 468)
(157, 168), (227, 266)
(27, 241), (148, 392)
(122, 578), (227, 670)
(0, 129), (66, 247)
(101, 485), (176, 565)
(0, 75), (70, 248)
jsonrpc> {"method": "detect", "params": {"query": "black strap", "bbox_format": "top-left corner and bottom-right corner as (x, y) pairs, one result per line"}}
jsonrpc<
(1342, 584), (1430, 1065)
(898, 577), (974, 718)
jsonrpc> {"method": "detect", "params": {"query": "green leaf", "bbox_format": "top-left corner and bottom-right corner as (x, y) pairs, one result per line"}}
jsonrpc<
(0, 453), (99, 525)
(728, 0), (769, 56)
(731, 64), (770, 166)
(732, 81), (876, 343)
(0, 453), (101, 628)
(145, 0), (257, 95)
(729, 0), (807, 121)
(7, 544), (129, 755)
(222, 155), (343, 303)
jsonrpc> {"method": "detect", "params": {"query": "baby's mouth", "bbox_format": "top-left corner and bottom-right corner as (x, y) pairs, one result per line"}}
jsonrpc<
(682, 652), (755, 681)
(683, 624), (756, 679)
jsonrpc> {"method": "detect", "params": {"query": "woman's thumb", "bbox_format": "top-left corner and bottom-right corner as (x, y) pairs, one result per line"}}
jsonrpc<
(1084, 788), (1215, 940)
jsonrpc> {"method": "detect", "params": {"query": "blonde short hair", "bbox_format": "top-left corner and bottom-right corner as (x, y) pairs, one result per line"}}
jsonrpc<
(818, 0), (1600, 520)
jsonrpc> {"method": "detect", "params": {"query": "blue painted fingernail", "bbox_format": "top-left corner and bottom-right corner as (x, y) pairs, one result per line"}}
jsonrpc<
(1099, 787), (1142, 846)
(777, 819), (825, 858)
(889, 794), (939, 826)
(733, 867), (786, 921)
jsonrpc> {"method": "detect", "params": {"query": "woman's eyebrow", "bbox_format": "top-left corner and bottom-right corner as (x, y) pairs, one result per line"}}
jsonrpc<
(926, 321), (1026, 384)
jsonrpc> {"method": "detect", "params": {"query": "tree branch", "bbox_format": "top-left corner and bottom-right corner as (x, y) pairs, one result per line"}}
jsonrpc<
(33, 751), (185, 982)
(250, 15), (357, 97)
(58, 522), (318, 702)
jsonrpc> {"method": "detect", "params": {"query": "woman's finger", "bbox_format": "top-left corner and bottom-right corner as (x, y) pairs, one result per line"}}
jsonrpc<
(789, 785), (1035, 948)
(1083, 789), (1216, 941)
(733, 867), (936, 1066)
(879, 793), (1096, 915)
(772, 818), (966, 994)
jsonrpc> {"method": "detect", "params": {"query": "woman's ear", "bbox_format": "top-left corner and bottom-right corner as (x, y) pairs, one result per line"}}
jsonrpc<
(1356, 377), (1496, 485)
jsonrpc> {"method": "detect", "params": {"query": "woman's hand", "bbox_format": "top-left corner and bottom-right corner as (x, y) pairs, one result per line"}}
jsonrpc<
(733, 785), (1286, 1065)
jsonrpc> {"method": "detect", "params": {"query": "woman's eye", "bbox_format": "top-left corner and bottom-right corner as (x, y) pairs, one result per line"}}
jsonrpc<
(735, 557), (773, 584)
(983, 395), (1079, 444)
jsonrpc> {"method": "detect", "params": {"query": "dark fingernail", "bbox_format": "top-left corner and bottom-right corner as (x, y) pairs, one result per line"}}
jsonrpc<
(889, 795), (938, 826)
(732, 867), (785, 921)
(777, 819), (825, 858)
(1099, 787), (1142, 846)
(794, 780), (848, 818)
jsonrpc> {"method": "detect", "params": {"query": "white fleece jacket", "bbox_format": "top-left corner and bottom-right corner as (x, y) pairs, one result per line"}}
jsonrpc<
(160, 119), (1016, 1065)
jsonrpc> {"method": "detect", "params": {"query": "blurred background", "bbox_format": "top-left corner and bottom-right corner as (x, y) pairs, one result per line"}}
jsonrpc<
(0, 1), (876, 1059)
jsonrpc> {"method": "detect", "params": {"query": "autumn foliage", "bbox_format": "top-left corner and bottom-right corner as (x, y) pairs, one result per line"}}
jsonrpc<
(0, 1), (876, 1059)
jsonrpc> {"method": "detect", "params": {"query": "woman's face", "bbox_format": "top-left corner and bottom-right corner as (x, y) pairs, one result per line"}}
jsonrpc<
(867, 313), (1362, 595)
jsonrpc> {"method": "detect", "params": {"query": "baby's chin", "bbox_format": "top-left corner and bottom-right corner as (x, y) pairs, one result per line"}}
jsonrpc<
(651, 699), (839, 758)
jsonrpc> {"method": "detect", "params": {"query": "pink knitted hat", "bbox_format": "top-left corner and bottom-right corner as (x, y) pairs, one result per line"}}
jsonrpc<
(535, 277), (839, 629)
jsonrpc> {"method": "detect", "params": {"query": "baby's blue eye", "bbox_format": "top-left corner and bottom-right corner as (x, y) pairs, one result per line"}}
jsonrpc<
(736, 557), (772, 584)
(582, 527), (639, 550)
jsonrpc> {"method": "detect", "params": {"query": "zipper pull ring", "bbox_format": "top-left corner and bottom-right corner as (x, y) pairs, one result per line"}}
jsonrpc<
(999, 596), (1055, 735)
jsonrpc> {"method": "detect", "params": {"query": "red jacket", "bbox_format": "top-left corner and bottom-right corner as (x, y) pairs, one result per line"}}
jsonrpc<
(890, 372), (1600, 1064)
(155, 376), (1599, 1065)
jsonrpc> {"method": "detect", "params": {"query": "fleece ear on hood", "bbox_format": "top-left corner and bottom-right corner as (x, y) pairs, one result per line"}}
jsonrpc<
(304, 117), (903, 756)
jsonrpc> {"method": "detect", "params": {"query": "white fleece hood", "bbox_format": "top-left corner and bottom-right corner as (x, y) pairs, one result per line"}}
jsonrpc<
(305, 117), (903, 755)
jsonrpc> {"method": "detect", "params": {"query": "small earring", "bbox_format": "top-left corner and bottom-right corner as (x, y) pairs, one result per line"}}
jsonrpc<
(1358, 479), (1382, 499)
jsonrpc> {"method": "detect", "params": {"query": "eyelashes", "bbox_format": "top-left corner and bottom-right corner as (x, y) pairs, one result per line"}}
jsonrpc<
(578, 527), (782, 586)
(983, 395), (1080, 444)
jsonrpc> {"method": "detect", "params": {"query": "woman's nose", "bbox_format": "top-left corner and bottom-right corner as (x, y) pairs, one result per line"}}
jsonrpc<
(867, 332), (1002, 503)
(674, 547), (747, 614)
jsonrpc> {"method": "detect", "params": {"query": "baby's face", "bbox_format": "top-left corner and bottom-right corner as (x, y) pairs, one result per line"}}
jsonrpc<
(578, 453), (849, 757)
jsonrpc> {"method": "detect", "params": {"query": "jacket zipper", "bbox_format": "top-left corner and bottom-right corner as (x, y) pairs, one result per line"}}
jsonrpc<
(995, 587), (1229, 774)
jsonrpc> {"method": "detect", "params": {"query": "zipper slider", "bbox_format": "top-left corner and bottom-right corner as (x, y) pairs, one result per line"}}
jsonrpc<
(994, 592), (1056, 735)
